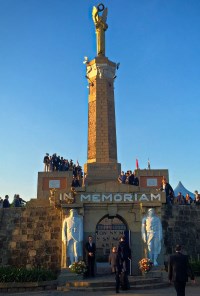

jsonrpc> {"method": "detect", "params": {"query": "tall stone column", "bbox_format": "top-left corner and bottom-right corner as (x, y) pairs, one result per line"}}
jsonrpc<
(84, 4), (121, 185)
(84, 57), (121, 185)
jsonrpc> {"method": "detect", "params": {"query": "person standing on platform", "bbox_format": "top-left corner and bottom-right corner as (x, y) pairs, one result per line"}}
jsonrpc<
(160, 177), (174, 201)
(3, 195), (10, 208)
(85, 235), (96, 277)
(168, 245), (195, 296)
(43, 153), (50, 172)
(109, 246), (123, 293)
(117, 235), (131, 290)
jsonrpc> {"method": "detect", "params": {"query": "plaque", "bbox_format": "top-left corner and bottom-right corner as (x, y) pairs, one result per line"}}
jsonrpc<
(49, 180), (60, 188)
(147, 178), (157, 187)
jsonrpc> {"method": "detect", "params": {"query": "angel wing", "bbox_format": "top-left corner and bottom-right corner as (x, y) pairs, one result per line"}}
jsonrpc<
(101, 7), (108, 23)
(92, 6), (99, 24)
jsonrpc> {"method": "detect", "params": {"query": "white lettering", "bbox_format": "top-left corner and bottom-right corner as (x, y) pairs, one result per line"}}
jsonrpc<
(64, 193), (71, 200)
(102, 194), (112, 202)
(134, 193), (138, 201)
(79, 193), (162, 203)
(114, 194), (123, 202)
(151, 194), (161, 201)
(139, 194), (149, 201)
(92, 194), (101, 202)
(124, 194), (133, 202)
(80, 195), (91, 202)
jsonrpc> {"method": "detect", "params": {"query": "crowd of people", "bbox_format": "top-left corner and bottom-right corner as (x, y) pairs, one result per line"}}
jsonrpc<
(43, 153), (83, 179)
(43, 154), (200, 206)
(108, 235), (131, 292)
(117, 170), (139, 186)
(160, 177), (200, 206)
(0, 194), (26, 208)
(84, 234), (132, 292)
(117, 173), (200, 206)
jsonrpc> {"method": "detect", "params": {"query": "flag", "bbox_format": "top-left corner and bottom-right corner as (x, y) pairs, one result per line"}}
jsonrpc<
(148, 159), (151, 170)
(136, 159), (139, 169)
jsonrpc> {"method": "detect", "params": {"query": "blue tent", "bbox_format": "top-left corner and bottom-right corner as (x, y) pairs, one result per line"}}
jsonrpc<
(173, 181), (195, 199)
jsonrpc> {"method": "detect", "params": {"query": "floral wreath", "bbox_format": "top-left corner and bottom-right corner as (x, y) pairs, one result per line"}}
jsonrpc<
(69, 261), (87, 275)
(138, 258), (153, 273)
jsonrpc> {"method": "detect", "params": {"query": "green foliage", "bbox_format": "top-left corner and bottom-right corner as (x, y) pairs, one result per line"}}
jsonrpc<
(0, 267), (57, 283)
(190, 261), (200, 276)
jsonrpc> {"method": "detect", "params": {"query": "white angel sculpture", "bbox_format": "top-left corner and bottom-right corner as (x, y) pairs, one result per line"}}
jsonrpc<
(92, 3), (108, 56)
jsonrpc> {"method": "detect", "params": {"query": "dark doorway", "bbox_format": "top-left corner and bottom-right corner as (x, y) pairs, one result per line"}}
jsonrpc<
(95, 215), (128, 262)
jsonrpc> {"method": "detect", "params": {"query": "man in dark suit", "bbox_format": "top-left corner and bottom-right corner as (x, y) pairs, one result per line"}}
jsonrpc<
(117, 235), (131, 290)
(168, 245), (195, 296)
(85, 235), (96, 277)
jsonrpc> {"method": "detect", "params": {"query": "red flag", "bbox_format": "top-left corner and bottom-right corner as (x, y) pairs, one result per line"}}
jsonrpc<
(136, 159), (139, 169)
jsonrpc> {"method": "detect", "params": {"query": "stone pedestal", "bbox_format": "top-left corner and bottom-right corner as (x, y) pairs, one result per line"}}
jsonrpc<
(84, 162), (121, 185)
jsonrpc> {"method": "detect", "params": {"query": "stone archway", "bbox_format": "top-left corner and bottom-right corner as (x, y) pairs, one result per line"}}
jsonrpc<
(95, 215), (128, 262)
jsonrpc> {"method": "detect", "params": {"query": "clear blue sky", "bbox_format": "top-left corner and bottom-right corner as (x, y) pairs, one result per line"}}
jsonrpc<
(0, 0), (200, 201)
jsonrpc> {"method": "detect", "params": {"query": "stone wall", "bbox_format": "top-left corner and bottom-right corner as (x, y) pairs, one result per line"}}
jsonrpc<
(162, 204), (200, 260)
(0, 205), (62, 271)
(1, 203), (200, 273)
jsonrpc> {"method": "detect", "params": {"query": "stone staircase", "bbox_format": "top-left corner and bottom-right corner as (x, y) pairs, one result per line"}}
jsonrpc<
(57, 267), (169, 292)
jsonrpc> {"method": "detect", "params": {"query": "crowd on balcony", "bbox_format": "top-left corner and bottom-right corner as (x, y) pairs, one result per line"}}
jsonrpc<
(43, 153), (83, 179)
(0, 194), (26, 208)
(41, 155), (200, 205)
(160, 177), (200, 205)
(117, 170), (139, 186)
(166, 190), (200, 206)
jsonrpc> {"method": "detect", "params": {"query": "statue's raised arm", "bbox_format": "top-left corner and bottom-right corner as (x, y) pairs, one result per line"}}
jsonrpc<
(92, 3), (108, 56)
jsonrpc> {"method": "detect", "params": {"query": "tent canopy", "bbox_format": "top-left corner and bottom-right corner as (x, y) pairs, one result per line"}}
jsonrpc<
(173, 181), (195, 199)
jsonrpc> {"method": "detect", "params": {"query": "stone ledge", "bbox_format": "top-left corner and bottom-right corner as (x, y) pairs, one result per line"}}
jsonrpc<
(0, 280), (57, 293)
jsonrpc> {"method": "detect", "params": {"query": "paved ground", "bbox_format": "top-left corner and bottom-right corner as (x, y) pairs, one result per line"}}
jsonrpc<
(4, 284), (200, 296)
(3, 275), (200, 296)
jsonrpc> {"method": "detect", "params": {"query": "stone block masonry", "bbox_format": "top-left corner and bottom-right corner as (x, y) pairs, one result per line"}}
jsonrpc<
(162, 205), (200, 259)
(1, 203), (200, 274)
(0, 206), (62, 271)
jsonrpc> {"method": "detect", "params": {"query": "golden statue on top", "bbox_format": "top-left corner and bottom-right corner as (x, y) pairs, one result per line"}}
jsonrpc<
(92, 3), (108, 56)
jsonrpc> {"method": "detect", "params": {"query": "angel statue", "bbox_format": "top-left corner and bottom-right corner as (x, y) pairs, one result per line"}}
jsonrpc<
(92, 3), (108, 56)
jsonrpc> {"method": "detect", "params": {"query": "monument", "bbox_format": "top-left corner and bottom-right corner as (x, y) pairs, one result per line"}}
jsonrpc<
(84, 3), (121, 186)
(36, 3), (168, 274)
(1, 4), (200, 281)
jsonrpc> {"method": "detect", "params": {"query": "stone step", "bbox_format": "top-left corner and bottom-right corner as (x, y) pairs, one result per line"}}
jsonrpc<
(59, 282), (169, 292)
(57, 268), (168, 292)
(65, 277), (162, 288)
